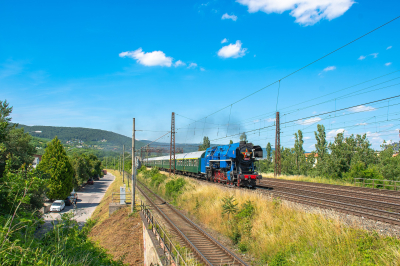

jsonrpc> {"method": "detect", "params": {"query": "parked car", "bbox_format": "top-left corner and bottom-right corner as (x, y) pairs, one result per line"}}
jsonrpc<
(93, 174), (100, 181)
(65, 197), (72, 206)
(87, 178), (94, 185)
(50, 200), (65, 212)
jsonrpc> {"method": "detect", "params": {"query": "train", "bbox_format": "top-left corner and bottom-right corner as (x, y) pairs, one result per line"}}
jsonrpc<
(143, 141), (263, 187)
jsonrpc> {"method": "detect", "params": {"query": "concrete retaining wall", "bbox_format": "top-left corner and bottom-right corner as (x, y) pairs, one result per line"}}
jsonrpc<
(140, 212), (167, 266)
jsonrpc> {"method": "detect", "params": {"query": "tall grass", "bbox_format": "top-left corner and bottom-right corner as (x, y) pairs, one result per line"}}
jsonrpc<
(139, 168), (400, 265)
(261, 172), (357, 187)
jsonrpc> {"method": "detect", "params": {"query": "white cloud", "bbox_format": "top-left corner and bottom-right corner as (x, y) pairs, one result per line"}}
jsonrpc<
(174, 60), (186, 67)
(304, 136), (311, 140)
(119, 48), (173, 67)
(366, 131), (381, 138)
(218, 40), (247, 58)
(327, 128), (345, 138)
(221, 38), (228, 43)
(385, 62), (392, 66)
(200, 67), (205, 71)
(187, 63), (198, 69)
(370, 53), (378, 58)
(356, 122), (367, 126)
(296, 117), (322, 125)
(265, 118), (276, 122)
(387, 46), (392, 50)
(236, 0), (355, 26)
(349, 105), (376, 113)
(222, 13), (238, 21)
(323, 66), (336, 72)
(358, 55), (366, 60)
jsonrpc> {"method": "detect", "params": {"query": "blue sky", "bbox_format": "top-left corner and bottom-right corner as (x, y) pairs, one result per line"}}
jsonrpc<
(1, 0), (399, 150)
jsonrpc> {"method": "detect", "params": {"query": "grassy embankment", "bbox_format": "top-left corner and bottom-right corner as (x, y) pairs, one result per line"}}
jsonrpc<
(89, 169), (143, 265)
(139, 167), (400, 266)
(261, 172), (357, 187)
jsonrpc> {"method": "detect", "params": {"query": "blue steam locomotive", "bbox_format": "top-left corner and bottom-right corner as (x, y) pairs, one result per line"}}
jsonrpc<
(143, 141), (263, 187)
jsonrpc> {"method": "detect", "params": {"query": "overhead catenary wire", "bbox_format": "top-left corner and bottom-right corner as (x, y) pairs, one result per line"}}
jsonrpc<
(178, 16), (400, 130)
(208, 95), (400, 142)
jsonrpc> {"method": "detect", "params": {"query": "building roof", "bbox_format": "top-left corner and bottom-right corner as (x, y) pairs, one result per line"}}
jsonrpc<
(304, 152), (318, 157)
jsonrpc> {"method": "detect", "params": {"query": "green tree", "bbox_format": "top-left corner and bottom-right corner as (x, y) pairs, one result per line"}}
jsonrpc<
(266, 142), (272, 163)
(314, 125), (327, 160)
(314, 124), (328, 175)
(0, 100), (15, 176)
(378, 144), (400, 180)
(71, 155), (90, 186)
(38, 137), (74, 200)
(281, 147), (295, 175)
(198, 136), (211, 151)
(4, 128), (36, 171)
(229, 140), (233, 144)
(294, 130), (306, 174)
(240, 132), (247, 142)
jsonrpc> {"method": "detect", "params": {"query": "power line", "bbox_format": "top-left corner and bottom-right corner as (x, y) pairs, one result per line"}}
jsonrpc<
(179, 16), (400, 127)
(208, 95), (400, 142)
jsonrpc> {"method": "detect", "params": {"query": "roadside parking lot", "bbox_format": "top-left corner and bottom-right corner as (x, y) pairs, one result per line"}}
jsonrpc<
(40, 173), (115, 231)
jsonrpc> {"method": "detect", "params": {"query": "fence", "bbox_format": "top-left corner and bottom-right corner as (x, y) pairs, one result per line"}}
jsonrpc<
(140, 201), (188, 266)
(353, 178), (400, 191)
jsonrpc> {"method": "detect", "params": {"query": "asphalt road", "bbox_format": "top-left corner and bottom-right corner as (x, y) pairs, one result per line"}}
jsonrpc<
(40, 173), (115, 232)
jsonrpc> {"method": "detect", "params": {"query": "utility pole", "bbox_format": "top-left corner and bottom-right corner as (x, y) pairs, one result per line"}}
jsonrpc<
(274, 111), (281, 176)
(131, 118), (136, 212)
(122, 145), (125, 183)
(169, 112), (176, 176)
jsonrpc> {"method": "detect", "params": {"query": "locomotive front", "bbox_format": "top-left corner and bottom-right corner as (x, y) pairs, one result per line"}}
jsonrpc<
(234, 141), (263, 187)
(205, 141), (263, 187)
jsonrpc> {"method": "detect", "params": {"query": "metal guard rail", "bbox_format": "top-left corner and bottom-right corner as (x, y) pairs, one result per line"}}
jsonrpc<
(140, 201), (187, 266)
(354, 178), (400, 191)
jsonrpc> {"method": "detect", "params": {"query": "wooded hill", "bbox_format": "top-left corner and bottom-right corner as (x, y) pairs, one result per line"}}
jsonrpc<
(15, 124), (145, 152)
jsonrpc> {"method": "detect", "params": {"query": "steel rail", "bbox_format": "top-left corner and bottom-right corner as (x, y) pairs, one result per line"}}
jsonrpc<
(257, 188), (400, 226)
(258, 181), (400, 212)
(137, 180), (248, 266)
(155, 168), (400, 227)
(260, 178), (400, 198)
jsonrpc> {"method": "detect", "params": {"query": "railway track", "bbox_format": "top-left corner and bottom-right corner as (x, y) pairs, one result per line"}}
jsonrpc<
(136, 180), (248, 266)
(158, 169), (400, 227)
(257, 178), (400, 226)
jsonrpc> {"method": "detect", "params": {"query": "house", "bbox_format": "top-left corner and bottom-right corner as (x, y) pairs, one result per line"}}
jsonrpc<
(305, 152), (318, 167)
(32, 155), (42, 168)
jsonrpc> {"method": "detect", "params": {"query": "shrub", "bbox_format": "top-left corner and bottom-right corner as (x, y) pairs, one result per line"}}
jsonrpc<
(150, 173), (167, 188)
(165, 178), (186, 199)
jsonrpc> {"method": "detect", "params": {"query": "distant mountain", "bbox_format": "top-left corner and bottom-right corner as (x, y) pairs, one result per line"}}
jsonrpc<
(16, 124), (145, 152)
(138, 140), (274, 158)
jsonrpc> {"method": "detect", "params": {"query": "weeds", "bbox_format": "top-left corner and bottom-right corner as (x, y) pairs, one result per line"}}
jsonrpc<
(139, 168), (400, 265)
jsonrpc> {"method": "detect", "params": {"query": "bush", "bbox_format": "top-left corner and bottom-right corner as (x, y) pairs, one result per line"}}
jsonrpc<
(0, 211), (122, 265)
(150, 173), (167, 188)
(165, 178), (186, 199)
